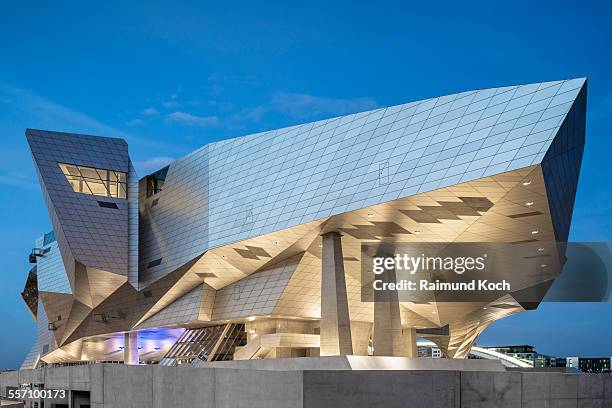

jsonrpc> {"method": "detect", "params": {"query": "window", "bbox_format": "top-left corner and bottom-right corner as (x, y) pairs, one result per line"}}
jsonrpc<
(43, 230), (56, 246)
(98, 201), (119, 209)
(59, 163), (127, 199)
(145, 166), (169, 197)
(147, 258), (162, 268)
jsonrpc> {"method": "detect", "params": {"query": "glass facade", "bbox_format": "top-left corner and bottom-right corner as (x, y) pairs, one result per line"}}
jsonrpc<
(59, 163), (127, 198)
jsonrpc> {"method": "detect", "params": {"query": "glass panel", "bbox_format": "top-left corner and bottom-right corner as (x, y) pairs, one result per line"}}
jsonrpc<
(86, 179), (108, 196)
(118, 183), (127, 199)
(58, 163), (127, 199)
(95, 168), (110, 183)
(80, 178), (93, 194)
(79, 167), (99, 179)
(145, 166), (168, 197)
(59, 163), (80, 177)
(109, 181), (118, 197)
(67, 180), (79, 192)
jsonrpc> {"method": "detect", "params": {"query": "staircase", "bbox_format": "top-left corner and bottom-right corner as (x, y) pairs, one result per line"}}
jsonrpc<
(159, 323), (246, 366)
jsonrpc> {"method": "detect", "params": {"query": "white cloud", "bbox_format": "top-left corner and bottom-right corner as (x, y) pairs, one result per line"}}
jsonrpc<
(166, 111), (219, 127)
(0, 82), (125, 138)
(0, 172), (39, 190)
(196, 92), (377, 130)
(141, 107), (159, 116)
(0, 81), (182, 153)
(270, 92), (378, 118)
(134, 156), (175, 175)
(127, 118), (144, 126)
(162, 100), (179, 109)
(161, 88), (182, 109)
(244, 106), (266, 121)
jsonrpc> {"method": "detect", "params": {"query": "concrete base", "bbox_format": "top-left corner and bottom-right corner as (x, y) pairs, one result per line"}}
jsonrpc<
(201, 355), (506, 372)
(1, 362), (611, 408)
(0, 400), (24, 407)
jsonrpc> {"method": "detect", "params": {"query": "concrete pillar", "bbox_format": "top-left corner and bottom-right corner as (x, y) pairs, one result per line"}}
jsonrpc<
(320, 231), (353, 356)
(373, 297), (404, 356)
(372, 244), (415, 357)
(402, 327), (417, 357)
(350, 321), (373, 356)
(124, 331), (139, 365)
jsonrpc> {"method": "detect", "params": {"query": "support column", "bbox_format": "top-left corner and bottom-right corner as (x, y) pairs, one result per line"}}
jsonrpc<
(320, 231), (353, 356)
(373, 302), (404, 355)
(124, 331), (139, 365)
(350, 321), (373, 356)
(372, 244), (415, 357)
(402, 327), (417, 357)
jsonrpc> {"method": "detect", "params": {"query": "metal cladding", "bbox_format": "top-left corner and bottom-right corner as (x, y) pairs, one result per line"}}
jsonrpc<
(21, 78), (586, 366)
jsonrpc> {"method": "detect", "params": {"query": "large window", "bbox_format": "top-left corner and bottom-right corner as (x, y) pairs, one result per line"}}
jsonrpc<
(145, 165), (168, 198)
(59, 163), (127, 199)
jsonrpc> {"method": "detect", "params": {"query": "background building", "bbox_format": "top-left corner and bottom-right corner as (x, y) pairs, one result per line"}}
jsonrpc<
(578, 357), (612, 373)
(481, 345), (567, 368)
(483, 345), (539, 366)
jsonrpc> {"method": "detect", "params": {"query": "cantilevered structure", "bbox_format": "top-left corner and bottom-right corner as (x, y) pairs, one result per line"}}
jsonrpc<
(20, 78), (586, 368)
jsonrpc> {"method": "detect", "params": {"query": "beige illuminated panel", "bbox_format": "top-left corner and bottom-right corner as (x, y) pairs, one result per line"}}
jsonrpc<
(59, 163), (127, 199)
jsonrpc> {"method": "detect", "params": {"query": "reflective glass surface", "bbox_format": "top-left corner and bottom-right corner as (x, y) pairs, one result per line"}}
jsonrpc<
(59, 163), (127, 198)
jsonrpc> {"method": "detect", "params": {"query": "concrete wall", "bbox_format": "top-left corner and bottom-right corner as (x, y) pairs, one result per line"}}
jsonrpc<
(1, 365), (611, 408)
(304, 370), (612, 408)
(303, 370), (459, 407)
(1, 365), (300, 408)
(0, 401), (24, 407)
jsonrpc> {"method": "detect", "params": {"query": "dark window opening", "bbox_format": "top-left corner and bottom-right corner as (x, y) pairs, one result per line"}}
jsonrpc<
(146, 166), (169, 198)
(147, 258), (162, 268)
(98, 201), (119, 209)
(21, 266), (38, 317)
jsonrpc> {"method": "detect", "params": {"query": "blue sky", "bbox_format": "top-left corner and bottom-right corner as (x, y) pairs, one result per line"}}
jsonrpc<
(1, 1), (611, 369)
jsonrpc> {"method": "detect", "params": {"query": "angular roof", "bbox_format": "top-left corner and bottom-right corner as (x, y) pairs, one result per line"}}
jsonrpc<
(201, 77), (586, 194)
(138, 78), (587, 284)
